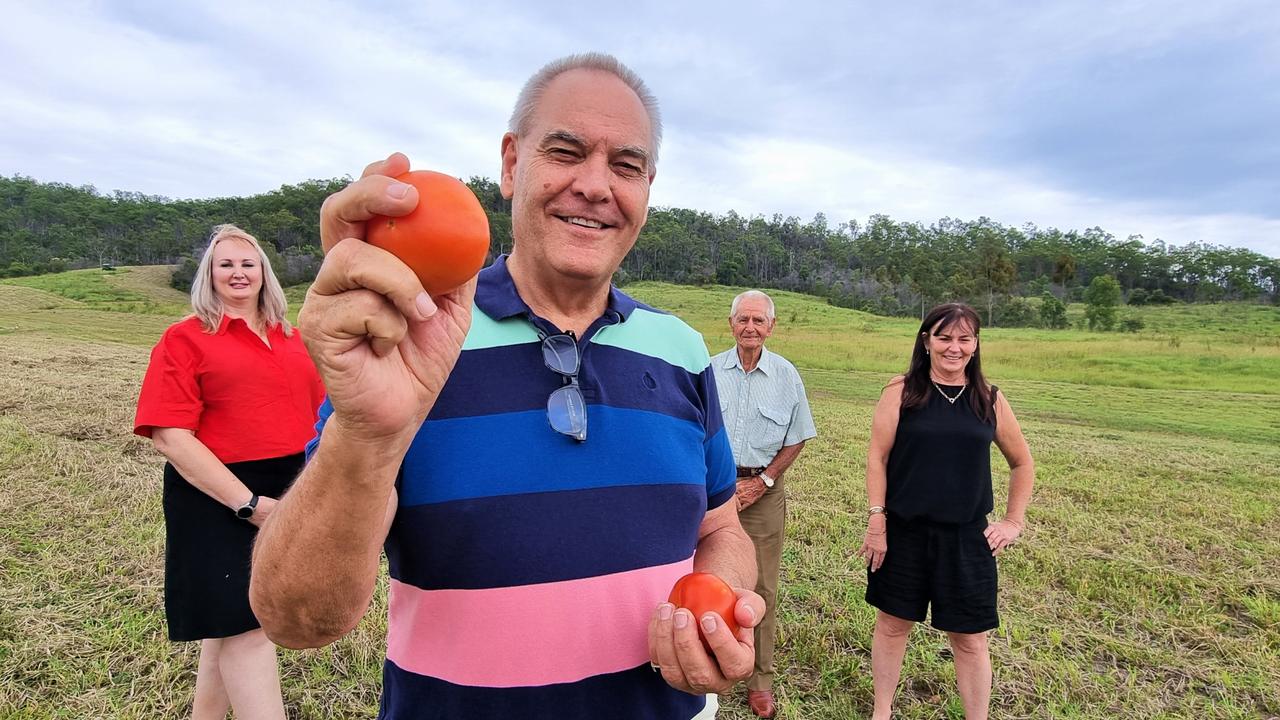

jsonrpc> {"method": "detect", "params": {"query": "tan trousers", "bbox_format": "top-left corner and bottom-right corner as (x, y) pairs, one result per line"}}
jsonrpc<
(737, 480), (785, 692)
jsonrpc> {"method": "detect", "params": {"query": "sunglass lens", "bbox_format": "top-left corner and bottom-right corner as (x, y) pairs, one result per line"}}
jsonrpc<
(542, 334), (579, 375)
(547, 385), (587, 441)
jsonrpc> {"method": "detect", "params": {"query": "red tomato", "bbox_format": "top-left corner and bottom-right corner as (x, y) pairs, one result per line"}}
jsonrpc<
(667, 572), (741, 651)
(365, 170), (490, 295)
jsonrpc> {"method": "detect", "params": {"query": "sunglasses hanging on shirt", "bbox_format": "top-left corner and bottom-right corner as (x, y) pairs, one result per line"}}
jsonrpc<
(540, 332), (587, 442)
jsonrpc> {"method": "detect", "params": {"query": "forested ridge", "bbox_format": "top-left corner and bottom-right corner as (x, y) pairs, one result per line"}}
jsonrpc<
(3, 174), (1276, 322)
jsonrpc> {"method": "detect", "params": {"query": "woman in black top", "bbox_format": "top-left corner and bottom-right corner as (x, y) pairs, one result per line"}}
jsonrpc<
(857, 303), (1034, 720)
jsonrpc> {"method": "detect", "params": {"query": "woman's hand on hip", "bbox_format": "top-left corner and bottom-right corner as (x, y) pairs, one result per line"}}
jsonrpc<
(984, 518), (1023, 556)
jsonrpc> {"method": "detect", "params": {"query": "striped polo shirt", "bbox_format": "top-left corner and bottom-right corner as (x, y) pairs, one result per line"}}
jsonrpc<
(309, 255), (736, 719)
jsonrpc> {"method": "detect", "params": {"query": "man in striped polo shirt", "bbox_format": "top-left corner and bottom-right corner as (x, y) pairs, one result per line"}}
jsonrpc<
(711, 290), (818, 719)
(251, 53), (764, 719)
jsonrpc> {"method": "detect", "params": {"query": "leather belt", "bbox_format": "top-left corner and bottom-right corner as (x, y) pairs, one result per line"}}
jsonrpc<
(736, 465), (766, 478)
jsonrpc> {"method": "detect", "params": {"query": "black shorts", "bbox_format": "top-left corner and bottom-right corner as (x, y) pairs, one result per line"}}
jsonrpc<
(865, 514), (999, 634)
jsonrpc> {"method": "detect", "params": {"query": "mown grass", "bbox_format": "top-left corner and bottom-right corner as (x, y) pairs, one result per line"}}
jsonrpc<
(3, 268), (189, 316)
(1, 269), (1278, 719)
(0, 267), (308, 347)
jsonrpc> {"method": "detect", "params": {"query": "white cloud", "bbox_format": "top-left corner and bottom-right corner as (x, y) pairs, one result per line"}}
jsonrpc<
(1, 0), (1276, 256)
(654, 134), (1280, 254)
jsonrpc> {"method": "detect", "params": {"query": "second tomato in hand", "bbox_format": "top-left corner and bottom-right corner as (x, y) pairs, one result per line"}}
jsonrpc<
(366, 170), (490, 296)
(667, 572), (741, 651)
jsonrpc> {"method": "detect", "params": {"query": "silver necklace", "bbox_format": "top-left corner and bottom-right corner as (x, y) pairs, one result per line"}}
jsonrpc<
(932, 381), (966, 404)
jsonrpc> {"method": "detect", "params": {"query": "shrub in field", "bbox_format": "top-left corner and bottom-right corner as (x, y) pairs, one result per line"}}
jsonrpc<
(169, 256), (198, 292)
(998, 297), (1039, 327)
(1128, 287), (1149, 305)
(1120, 316), (1145, 333)
(1085, 275), (1122, 331)
(1039, 291), (1069, 329)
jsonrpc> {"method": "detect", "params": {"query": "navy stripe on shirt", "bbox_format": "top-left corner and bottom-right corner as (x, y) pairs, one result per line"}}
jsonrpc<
(387, 483), (708, 590)
(378, 659), (707, 720)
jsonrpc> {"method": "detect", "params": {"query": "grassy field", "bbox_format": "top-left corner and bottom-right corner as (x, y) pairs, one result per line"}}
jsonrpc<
(1, 267), (1278, 719)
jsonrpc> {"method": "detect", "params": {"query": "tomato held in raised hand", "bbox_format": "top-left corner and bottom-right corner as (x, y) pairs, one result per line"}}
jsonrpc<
(667, 572), (741, 651)
(366, 170), (490, 296)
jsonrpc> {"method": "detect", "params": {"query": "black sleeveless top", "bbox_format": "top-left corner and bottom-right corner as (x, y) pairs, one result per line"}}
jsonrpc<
(885, 383), (996, 524)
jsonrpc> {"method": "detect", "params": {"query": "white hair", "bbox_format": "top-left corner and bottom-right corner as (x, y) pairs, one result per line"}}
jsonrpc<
(730, 290), (775, 320)
(189, 224), (291, 336)
(508, 52), (663, 168)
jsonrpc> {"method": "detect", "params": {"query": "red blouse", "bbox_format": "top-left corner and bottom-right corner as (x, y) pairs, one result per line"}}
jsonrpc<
(134, 315), (326, 464)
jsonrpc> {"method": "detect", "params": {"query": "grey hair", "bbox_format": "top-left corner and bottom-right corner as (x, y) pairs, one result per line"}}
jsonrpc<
(730, 290), (775, 320)
(189, 224), (292, 336)
(508, 52), (663, 168)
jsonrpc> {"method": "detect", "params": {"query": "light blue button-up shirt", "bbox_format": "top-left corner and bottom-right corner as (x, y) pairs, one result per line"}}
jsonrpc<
(711, 346), (818, 469)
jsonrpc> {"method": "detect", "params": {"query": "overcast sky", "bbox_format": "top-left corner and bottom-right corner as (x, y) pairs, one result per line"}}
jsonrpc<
(3, 0), (1277, 255)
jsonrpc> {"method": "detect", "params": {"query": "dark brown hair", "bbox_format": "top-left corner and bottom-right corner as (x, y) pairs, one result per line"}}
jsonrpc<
(900, 302), (996, 424)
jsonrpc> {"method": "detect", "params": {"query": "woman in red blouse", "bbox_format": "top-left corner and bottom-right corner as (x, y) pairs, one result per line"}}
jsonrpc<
(135, 224), (324, 719)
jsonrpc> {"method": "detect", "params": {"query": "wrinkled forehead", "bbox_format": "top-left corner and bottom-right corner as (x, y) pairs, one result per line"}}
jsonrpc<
(534, 70), (652, 148)
(929, 316), (976, 337)
(734, 297), (772, 319)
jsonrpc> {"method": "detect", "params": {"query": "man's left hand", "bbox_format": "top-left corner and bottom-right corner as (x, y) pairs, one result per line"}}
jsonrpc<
(647, 588), (764, 695)
(734, 476), (767, 512)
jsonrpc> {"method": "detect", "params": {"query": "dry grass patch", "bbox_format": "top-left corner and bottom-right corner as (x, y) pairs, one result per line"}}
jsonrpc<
(103, 265), (189, 306)
(0, 334), (388, 718)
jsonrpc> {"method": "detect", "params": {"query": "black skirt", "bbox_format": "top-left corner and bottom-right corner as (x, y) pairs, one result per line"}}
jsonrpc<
(162, 453), (303, 642)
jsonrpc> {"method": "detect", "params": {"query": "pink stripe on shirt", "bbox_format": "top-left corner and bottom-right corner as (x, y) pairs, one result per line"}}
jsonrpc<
(387, 557), (695, 688)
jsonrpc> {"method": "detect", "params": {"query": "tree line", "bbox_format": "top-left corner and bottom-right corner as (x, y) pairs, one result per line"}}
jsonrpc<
(3, 173), (1277, 324)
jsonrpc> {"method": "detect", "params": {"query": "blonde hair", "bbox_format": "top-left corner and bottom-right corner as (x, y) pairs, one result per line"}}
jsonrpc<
(189, 224), (292, 336)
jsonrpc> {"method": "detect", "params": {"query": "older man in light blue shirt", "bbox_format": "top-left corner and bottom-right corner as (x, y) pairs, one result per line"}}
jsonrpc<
(710, 290), (817, 719)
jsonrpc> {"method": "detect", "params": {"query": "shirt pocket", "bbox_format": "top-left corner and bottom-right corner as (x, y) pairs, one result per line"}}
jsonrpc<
(750, 403), (791, 452)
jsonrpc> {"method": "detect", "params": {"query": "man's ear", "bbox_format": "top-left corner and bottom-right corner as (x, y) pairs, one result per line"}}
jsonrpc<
(500, 133), (518, 200)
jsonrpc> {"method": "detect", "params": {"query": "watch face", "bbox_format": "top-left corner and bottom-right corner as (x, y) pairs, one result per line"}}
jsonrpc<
(236, 494), (258, 519)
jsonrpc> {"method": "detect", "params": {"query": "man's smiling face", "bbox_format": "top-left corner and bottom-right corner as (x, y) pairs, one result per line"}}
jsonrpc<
(500, 67), (654, 285)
